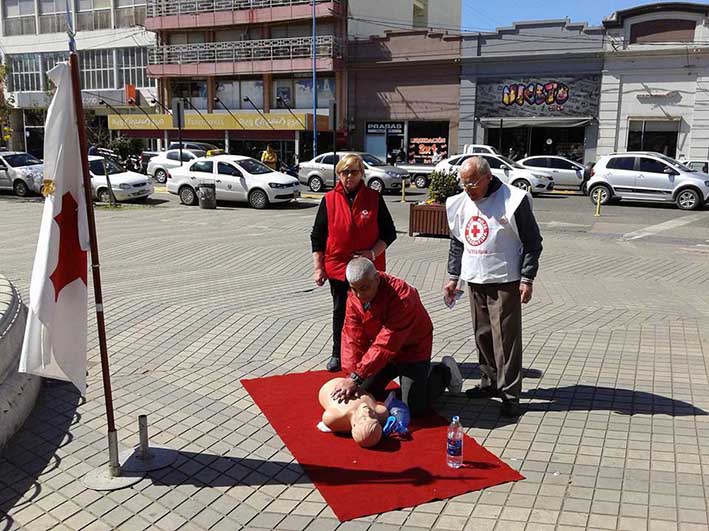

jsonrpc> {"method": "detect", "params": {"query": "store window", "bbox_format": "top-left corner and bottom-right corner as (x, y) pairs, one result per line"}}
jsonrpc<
(241, 79), (264, 109)
(172, 80), (208, 110)
(216, 80), (240, 109)
(627, 120), (679, 157)
(293, 77), (335, 109)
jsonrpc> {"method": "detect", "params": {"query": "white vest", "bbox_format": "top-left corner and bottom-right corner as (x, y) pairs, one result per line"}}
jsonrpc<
(446, 183), (528, 284)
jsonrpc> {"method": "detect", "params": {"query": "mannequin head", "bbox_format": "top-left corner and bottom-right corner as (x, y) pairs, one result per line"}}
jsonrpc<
(350, 402), (383, 448)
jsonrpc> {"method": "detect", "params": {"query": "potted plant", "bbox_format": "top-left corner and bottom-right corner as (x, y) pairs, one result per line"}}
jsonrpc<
(408, 170), (460, 237)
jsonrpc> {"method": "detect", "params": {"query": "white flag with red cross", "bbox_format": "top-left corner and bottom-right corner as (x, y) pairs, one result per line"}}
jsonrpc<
(19, 62), (90, 394)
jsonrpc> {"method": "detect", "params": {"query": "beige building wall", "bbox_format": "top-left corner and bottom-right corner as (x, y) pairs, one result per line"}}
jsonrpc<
(348, 0), (461, 39)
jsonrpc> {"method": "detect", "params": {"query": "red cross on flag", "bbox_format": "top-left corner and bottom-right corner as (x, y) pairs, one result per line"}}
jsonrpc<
(20, 62), (90, 394)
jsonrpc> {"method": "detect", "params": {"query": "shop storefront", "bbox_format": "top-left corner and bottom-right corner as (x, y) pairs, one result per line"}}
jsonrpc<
(475, 75), (601, 163)
(364, 120), (450, 164)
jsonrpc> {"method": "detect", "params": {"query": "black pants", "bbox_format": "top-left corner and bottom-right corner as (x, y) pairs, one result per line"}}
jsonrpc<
(329, 278), (349, 359)
(360, 359), (449, 418)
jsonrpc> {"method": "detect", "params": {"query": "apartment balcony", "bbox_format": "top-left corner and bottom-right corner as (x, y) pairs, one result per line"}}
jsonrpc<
(147, 35), (343, 76)
(145, 0), (342, 31)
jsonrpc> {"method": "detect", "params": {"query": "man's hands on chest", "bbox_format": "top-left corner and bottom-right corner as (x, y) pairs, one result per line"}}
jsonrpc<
(331, 377), (358, 402)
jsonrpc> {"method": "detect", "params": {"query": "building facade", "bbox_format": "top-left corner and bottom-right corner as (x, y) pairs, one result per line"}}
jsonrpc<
(459, 20), (604, 163)
(0, 1), (155, 155)
(348, 0), (460, 40)
(137, 0), (345, 163)
(348, 30), (461, 164)
(598, 2), (709, 160)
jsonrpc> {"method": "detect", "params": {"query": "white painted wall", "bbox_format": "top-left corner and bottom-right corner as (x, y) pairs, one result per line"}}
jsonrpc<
(348, 0), (460, 39)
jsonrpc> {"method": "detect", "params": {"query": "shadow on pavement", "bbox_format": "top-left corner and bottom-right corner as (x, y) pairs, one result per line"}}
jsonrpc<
(522, 385), (708, 416)
(459, 362), (543, 381)
(0, 382), (81, 531)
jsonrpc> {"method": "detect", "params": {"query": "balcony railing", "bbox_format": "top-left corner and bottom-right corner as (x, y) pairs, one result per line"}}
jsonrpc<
(149, 35), (341, 66)
(147, 0), (338, 18)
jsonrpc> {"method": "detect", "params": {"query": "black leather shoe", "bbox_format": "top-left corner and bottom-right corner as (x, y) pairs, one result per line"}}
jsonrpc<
(326, 356), (341, 372)
(500, 399), (521, 418)
(465, 385), (497, 399)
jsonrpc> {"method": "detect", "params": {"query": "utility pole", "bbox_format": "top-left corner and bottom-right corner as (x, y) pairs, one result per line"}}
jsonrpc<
(312, 0), (318, 158)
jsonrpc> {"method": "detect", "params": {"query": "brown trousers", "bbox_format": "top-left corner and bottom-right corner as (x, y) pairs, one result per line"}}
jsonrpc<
(468, 281), (523, 400)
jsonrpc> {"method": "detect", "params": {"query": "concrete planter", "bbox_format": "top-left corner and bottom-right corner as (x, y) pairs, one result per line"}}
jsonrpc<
(408, 202), (450, 237)
(0, 275), (41, 452)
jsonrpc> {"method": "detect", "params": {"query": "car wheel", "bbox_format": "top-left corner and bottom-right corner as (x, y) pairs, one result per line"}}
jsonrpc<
(179, 186), (197, 206)
(97, 188), (111, 203)
(368, 178), (384, 194)
(308, 175), (323, 192)
(154, 169), (168, 184)
(13, 180), (29, 197)
(676, 188), (701, 210)
(511, 179), (531, 193)
(249, 189), (269, 209)
(414, 175), (428, 188)
(589, 184), (612, 205)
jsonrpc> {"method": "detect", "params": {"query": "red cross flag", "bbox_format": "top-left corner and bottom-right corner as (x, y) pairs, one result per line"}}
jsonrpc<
(19, 62), (90, 394)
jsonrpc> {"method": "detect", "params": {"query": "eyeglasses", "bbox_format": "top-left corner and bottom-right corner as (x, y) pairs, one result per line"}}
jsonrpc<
(340, 169), (363, 176)
(462, 178), (488, 190)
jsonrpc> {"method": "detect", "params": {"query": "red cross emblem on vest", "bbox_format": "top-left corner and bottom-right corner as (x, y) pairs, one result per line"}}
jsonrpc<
(464, 215), (489, 246)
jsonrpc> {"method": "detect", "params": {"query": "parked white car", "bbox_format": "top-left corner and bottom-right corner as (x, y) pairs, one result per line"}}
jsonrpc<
(686, 159), (709, 174)
(147, 149), (205, 184)
(0, 151), (44, 196)
(587, 151), (709, 210)
(88, 156), (154, 202)
(298, 151), (407, 193)
(167, 154), (300, 209)
(435, 153), (554, 195)
(518, 155), (589, 191)
(463, 144), (500, 155)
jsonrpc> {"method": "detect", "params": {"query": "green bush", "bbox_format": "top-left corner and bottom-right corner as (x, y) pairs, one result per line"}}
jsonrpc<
(427, 170), (460, 204)
(109, 136), (144, 160)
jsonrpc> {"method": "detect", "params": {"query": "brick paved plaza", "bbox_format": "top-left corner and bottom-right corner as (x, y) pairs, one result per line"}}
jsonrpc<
(1, 189), (709, 531)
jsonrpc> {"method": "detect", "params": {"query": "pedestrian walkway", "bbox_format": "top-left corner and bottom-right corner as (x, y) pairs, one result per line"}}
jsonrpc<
(0, 196), (707, 530)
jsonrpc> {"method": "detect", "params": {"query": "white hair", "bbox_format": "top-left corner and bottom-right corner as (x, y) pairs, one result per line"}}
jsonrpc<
(460, 156), (491, 178)
(346, 257), (377, 284)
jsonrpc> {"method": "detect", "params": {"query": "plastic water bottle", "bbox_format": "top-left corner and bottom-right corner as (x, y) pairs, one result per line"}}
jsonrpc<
(446, 416), (464, 468)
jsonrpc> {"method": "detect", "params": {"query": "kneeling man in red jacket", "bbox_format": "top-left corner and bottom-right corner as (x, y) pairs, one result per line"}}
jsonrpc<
(330, 258), (462, 416)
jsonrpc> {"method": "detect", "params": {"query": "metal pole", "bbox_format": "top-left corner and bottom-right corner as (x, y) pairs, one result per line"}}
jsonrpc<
(138, 415), (149, 459)
(332, 101), (337, 189)
(312, 0), (318, 157)
(69, 52), (119, 476)
(498, 118), (503, 154)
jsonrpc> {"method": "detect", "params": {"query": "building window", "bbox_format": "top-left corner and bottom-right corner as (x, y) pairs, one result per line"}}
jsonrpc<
(79, 49), (115, 90)
(627, 120), (679, 157)
(241, 79), (264, 109)
(8, 55), (42, 92)
(273, 79), (294, 109)
(293, 77), (335, 109)
(3, 0), (36, 35)
(76, 0), (112, 31)
(629, 19), (696, 44)
(413, 0), (428, 28)
(215, 80), (240, 109)
(171, 80), (208, 110)
(116, 0), (146, 28)
(118, 48), (152, 88)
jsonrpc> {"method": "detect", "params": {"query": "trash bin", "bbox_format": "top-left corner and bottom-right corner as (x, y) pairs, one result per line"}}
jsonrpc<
(198, 182), (217, 209)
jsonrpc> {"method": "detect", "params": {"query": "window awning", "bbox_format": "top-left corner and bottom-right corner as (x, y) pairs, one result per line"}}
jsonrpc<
(479, 116), (595, 128)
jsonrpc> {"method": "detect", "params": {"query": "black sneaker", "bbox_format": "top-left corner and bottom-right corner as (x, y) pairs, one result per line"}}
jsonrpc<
(500, 399), (521, 418)
(326, 356), (341, 372)
(465, 385), (497, 399)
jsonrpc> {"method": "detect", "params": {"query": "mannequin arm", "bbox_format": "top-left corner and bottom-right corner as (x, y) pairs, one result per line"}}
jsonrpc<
(322, 407), (351, 433)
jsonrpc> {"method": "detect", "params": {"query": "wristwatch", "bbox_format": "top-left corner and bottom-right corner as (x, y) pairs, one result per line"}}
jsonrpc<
(350, 372), (364, 386)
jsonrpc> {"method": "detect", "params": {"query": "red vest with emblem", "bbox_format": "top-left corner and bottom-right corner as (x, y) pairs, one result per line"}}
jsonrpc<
(324, 182), (386, 281)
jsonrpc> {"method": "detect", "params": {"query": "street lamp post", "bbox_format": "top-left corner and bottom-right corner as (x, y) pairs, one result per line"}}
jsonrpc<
(243, 96), (274, 130)
(312, 0), (318, 158)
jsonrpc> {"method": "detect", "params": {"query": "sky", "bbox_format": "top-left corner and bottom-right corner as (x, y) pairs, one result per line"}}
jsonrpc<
(461, 0), (669, 31)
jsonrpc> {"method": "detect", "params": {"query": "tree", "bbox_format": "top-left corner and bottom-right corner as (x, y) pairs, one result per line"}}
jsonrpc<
(0, 65), (13, 149)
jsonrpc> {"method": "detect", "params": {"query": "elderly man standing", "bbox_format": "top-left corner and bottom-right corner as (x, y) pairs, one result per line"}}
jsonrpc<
(330, 258), (462, 416)
(444, 157), (543, 418)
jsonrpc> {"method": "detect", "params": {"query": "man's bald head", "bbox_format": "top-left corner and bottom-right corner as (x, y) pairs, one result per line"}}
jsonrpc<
(459, 156), (493, 201)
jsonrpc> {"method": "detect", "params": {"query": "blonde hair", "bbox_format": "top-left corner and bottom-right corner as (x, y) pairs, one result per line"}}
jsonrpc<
(336, 153), (365, 175)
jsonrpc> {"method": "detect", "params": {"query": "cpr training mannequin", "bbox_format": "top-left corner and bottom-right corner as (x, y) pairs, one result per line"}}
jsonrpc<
(318, 378), (389, 448)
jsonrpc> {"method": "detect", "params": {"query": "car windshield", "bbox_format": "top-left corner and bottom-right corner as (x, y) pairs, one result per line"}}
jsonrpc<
(498, 155), (524, 169)
(3, 153), (42, 167)
(236, 158), (273, 175)
(360, 153), (386, 166)
(89, 158), (124, 176)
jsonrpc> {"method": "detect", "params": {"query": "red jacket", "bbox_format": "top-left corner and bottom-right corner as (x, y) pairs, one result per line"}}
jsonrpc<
(324, 182), (385, 281)
(341, 273), (433, 379)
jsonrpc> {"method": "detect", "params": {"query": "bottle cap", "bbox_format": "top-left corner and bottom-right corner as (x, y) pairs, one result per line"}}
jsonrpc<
(452, 415), (460, 423)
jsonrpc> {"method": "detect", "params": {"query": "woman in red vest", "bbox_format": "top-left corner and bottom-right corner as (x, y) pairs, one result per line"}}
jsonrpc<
(311, 153), (397, 372)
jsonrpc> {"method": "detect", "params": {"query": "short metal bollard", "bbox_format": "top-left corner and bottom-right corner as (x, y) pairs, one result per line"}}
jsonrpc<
(198, 182), (217, 209)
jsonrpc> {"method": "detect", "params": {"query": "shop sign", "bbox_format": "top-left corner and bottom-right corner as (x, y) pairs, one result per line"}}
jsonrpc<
(476, 75), (601, 118)
(407, 136), (448, 165)
(108, 112), (315, 131)
(366, 121), (404, 135)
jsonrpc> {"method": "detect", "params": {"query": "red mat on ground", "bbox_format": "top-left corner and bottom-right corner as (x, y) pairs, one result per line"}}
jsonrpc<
(241, 370), (524, 521)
